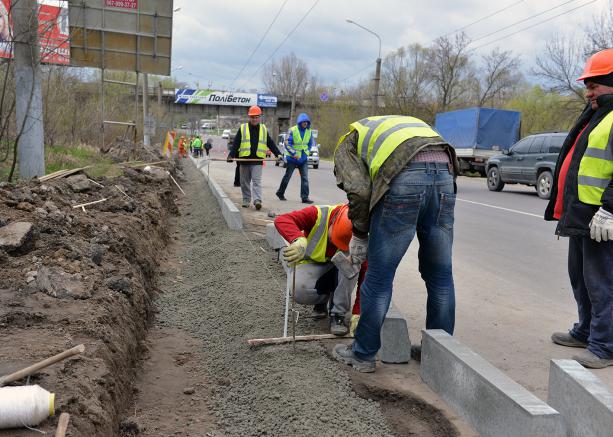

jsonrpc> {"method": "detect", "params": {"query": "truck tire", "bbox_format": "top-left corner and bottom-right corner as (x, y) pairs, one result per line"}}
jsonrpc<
(313, 164), (318, 169)
(536, 171), (553, 199)
(275, 161), (279, 166)
(487, 167), (505, 192)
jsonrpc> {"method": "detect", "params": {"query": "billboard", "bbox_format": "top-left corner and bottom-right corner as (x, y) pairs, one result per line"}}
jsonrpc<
(0, 0), (70, 64)
(69, 0), (172, 75)
(257, 94), (277, 108)
(175, 89), (278, 108)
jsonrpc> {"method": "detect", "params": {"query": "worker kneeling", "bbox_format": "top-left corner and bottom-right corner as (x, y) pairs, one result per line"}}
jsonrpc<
(274, 204), (359, 336)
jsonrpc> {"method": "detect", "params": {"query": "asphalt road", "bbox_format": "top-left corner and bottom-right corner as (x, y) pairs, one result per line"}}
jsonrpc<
(195, 136), (613, 399)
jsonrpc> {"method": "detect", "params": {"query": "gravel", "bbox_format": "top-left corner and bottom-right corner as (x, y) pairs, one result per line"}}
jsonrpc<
(156, 161), (393, 436)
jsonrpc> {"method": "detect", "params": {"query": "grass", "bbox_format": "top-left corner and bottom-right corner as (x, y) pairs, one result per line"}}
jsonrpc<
(0, 143), (122, 181)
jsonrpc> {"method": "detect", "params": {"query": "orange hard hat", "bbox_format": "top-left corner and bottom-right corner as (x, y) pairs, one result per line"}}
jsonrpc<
(577, 49), (613, 81)
(248, 105), (262, 116)
(329, 204), (352, 251)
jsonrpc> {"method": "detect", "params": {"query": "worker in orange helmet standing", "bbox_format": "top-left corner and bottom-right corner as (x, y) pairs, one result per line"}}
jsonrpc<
(274, 204), (363, 335)
(547, 49), (613, 369)
(228, 105), (282, 209)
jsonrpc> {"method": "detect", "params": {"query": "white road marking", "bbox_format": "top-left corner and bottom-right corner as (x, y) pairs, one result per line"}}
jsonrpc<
(457, 198), (543, 218)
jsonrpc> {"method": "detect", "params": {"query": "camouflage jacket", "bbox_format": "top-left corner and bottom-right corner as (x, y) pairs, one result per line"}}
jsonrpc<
(334, 131), (459, 236)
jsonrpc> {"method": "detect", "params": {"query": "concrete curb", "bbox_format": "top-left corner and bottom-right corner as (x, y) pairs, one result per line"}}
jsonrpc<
(190, 157), (243, 230)
(548, 359), (613, 437)
(421, 330), (565, 437)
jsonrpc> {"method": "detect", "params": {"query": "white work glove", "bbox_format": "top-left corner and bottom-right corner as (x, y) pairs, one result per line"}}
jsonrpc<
(589, 207), (613, 242)
(283, 237), (308, 265)
(348, 235), (368, 264)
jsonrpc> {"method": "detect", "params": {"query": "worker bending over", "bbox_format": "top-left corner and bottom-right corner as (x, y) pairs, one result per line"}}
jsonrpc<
(275, 204), (359, 335)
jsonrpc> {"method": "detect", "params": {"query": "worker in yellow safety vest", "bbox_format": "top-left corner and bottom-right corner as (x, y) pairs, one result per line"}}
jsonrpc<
(228, 105), (282, 210)
(546, 49), (613, 369)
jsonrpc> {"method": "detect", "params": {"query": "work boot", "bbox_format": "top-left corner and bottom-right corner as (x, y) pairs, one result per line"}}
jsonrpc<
(276, 192), (287, 201)
(551, 332), (587, 348)
(312, 303), (327, 319)
(242, 200), (250, 208)
(302, 198), (314, 204)
(572, 350), (613, 369)
(254, 201), (262, 210)
(330, 314), (349, 336)
(333, 343), (375, 373)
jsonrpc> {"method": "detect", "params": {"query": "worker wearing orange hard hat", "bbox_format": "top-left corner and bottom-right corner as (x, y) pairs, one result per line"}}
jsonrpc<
(274, 203), (363, 336)
(228, 105), (282, 209)
(547, 49), (613, 369)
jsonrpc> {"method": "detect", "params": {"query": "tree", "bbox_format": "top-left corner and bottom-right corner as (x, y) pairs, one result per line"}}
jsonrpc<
(472, 48), (523, 107)
(505, 85), (579, 136)
(428, 32), (473, 113)
(533, 32), (585, 101)
(380, 44), (432, 118)
(262, 52), (309, 99)
(584, 0), (613, 53)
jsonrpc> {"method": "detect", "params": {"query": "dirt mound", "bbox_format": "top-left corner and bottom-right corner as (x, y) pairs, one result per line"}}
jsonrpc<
(0, 165), (179, 436)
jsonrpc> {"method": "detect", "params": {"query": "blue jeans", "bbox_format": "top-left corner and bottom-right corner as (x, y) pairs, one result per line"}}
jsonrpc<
(353, 161), (456, 361)
(568, 236), (613, 358)
(276, 160), (309, 200)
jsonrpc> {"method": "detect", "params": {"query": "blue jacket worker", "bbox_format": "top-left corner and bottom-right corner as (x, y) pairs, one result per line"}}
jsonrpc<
(276, 113), (314, 204)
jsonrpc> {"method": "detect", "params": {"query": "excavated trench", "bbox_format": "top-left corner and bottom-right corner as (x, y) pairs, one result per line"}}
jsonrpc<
(0, 159), (459, 436)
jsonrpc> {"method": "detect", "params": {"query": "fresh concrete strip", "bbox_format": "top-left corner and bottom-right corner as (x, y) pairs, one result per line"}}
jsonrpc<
(190, 157), (242, 230)
(548, 359), (613, 437)
(421, 330), (566, 437)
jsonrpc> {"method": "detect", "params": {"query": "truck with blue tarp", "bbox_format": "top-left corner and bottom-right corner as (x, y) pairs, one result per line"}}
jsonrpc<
(434, 107), (521, 175)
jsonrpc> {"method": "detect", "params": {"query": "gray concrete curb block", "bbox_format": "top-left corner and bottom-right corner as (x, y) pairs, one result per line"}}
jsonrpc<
(190, 157), (243, 230)
(421, 330), (565, 437)
(266, 223), (288, 250)
(379, 302), (411, 363)
(548, 359), (613, 437)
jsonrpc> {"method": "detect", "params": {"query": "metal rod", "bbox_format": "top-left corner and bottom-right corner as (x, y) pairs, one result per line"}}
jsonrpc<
(103, 79), (137, 86)
(291, 265), (297, 352)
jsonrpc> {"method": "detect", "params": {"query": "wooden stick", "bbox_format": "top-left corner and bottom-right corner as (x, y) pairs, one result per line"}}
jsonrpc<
(120, 160), (167, 167)
(0, 344), (85, 386)
(88, 178), (105, 188)
(168, 173), (186, 195)
(114, 185), (134, 201)
(72, 198), (108, 209)
(54, 413), (70, 437)
(248, 334), (352, 347)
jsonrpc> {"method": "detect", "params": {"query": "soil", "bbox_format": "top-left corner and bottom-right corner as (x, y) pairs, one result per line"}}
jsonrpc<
(0, 164), (179, 436)
(0, 158), (463, 436)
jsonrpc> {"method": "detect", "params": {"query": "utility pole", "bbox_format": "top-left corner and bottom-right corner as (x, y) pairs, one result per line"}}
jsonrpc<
(373, 56), (381, 114)
(14, 0), (45, 179)
(142, 73), (150, 147)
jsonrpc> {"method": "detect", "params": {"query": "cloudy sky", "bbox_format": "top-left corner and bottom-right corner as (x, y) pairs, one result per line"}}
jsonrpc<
(170, 0), (609, 92)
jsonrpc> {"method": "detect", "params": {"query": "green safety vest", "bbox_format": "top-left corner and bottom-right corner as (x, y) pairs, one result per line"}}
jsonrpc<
(301, 205), (340, 264)
(578, 111), (613, 205)
(239, 123), (268, 158)
(348, 115), (439, 180)
(192, 138), (202, 149)
(287, 125), (311, 156)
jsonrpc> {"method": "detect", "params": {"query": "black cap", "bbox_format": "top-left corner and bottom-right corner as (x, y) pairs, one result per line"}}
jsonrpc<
(585, 71), (613, 87)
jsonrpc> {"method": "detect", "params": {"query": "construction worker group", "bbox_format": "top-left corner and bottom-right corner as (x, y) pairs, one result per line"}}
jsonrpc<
(194, 49), (613, 373)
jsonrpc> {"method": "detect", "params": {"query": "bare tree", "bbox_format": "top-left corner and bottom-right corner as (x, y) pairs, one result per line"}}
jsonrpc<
(533, 32), (585, 101)
(262, 52), (309, 99)
(471, 48), (523, 107)
(584, 0), (613, 53)
(381, 44), (433, 118)
(428, 32), (473, 112)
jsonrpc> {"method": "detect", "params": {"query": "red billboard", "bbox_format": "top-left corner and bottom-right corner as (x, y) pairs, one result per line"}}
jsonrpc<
(0, 0), (69, 65)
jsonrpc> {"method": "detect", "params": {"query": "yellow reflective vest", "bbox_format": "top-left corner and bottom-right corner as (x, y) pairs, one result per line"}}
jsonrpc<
(348, 115), (439, 180)
(301, 205), (341, 264)
(288, 125), (311, 155)
(578, 111), (613, 205)
(239, 123), (268, 158)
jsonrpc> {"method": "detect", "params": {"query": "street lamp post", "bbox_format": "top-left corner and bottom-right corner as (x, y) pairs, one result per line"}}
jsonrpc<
(346, 19), (381, 114)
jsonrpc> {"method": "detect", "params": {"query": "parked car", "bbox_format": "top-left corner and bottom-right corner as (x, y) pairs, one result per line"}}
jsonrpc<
(486, 132), (567, 199)
(274, 132), (319, 169)
(222, 129), (231, 139)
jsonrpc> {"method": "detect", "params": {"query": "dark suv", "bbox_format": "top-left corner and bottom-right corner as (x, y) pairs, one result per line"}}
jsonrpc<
(486, 132), (567, 199)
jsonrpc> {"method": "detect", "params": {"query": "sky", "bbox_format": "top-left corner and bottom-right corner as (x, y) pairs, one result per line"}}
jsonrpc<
(170, 0), (610, 93)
